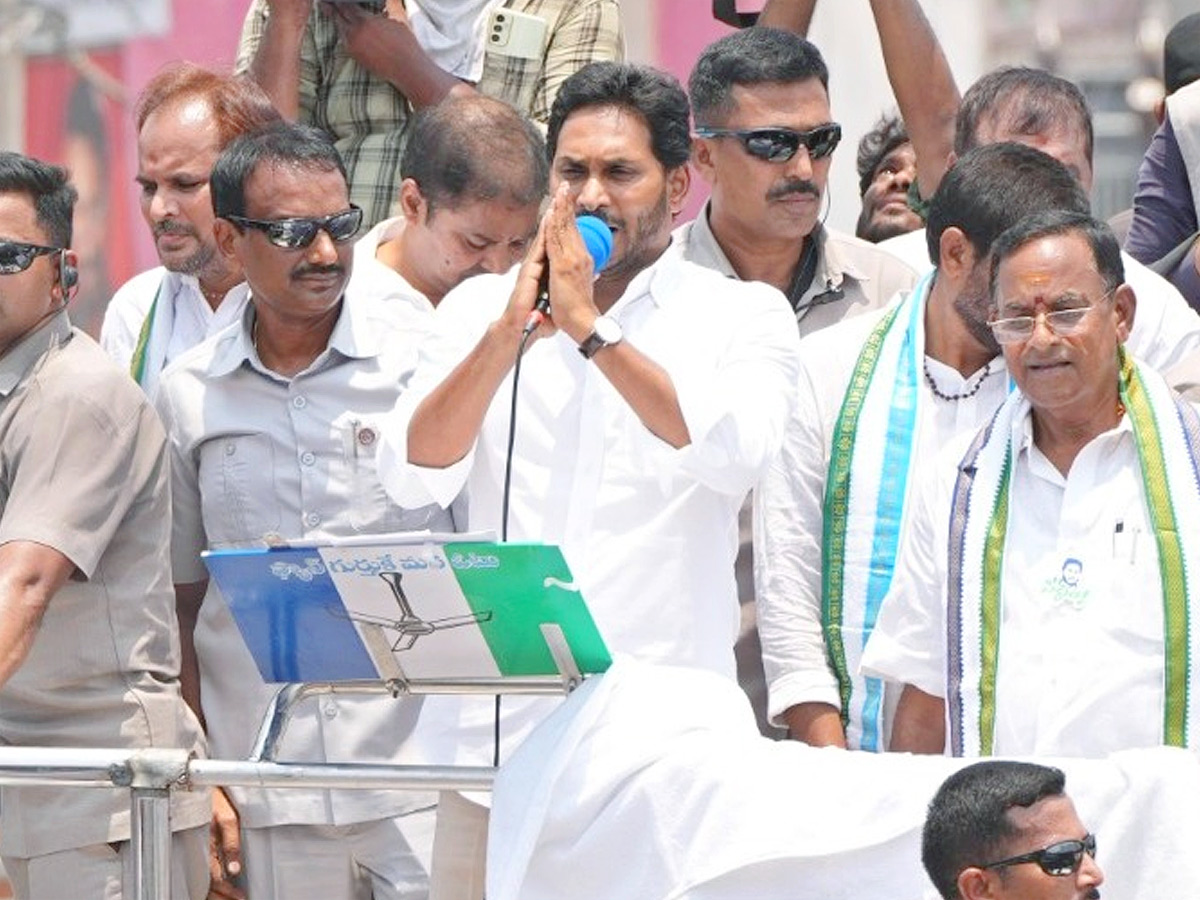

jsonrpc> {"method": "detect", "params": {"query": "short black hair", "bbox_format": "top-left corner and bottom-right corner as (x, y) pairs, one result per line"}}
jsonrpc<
(857, 113), (910, 197)
(0, 151), (77, 248)
(547, 62), (691, 171)
(401, 95), (547, 216)
(955, 67), (1093, 167)
(926, 142), (1090, 267)
(1164, 13), (1200, 95)
(923, 761), (1066, 900)
(211, 122), (347, 220)
(989, 209), (1125, 302)
(689, 27), (829, 126)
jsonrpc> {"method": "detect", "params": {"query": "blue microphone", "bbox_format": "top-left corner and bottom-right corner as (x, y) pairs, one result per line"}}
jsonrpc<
(522, 214), (614, 337)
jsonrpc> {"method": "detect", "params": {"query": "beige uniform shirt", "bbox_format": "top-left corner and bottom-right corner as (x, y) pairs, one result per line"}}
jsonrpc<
(0, 313), (209, 858)
(672, 203), (918, 339)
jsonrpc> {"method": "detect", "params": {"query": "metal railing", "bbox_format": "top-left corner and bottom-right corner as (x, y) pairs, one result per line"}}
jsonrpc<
(0, 664), (584, 900)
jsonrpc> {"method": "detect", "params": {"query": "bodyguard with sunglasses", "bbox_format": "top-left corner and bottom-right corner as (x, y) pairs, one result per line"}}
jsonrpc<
(923, 761), (1103, 900)
(0, 153), (211, 898)
(678, 27), (916, 338)
(155, 123), (454, 900)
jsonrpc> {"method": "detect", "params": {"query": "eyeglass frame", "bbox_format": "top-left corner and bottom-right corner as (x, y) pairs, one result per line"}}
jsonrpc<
(222, 205), (364, 250)
(979, 833), (1097, 878)
(692, 123), (843, 163)
(988, 288), (1119, 345)
(0, 240), (65, 276)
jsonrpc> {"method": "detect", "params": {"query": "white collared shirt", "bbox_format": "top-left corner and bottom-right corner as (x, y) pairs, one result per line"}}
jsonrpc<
(862, 412), (1168, 757)
(101, 267), (249, 394)
(378, 251), (801, 764)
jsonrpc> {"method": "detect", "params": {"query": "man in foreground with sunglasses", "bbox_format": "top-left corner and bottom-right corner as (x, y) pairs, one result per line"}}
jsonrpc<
(679, 27), (916, 337)
(155, 122), (455, 900)
(0, 152), (211, 898)
(101, 64), (281, 395)
(923, 760), (1103, 900)
(865, 210), (1200, 758)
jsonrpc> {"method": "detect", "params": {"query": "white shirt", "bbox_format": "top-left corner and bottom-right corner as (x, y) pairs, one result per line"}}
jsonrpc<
(347, 216), (437, 316)
(878, 227), (1200, 372)
(100, 266), (249, 394)
(862, 413), (1169, 757)
(379, 251), (801, 763)
(156, 291), (454, 828)
(755, 298), (1008, 738)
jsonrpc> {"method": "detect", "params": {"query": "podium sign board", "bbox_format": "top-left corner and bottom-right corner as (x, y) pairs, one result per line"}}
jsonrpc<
(202, 539), (611, 684)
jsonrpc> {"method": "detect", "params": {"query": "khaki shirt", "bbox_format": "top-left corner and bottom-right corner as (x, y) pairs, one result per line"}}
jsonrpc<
(672, 202), (918, 338)
(0, 313), (208, 858)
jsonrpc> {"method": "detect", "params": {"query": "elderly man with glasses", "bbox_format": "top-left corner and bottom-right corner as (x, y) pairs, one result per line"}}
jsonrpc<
(677, 27), (916, 337)
(154, 121), (456, 900)
(864, 209), (1200, 758)
(922, 760), (1103, 900)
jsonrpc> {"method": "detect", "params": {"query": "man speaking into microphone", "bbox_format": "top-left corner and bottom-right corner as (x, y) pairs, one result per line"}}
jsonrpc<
(378, 61), (801, 897)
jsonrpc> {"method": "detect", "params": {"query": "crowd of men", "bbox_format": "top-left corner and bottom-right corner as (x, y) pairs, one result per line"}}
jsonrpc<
(1, 0), (1199, 898)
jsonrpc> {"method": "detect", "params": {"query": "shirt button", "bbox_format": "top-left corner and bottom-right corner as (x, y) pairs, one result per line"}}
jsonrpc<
(320, 699), (338, 719)
(225, 443), (236, 456)
(292, 395), (307, 409)
(304, 512), (321, 528)
(300, 451), (316, 466)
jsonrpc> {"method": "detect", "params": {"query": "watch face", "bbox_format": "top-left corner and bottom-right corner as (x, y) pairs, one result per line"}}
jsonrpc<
(594, 315), (622, 343)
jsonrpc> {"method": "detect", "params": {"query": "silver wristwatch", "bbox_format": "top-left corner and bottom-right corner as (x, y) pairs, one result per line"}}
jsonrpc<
(578, 315), (623, 359)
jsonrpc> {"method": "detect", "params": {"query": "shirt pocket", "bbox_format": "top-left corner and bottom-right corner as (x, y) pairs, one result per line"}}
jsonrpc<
(197, 432), (282, 546)
(338, 416), (450, 534)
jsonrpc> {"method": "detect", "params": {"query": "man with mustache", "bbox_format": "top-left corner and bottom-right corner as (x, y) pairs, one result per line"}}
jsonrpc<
(154, 122), (454, 900)
(378, 60), (801, 897)
(101, 64), (281, 394)
(674, 26), (918, 736)
(678, 27), (916, 337)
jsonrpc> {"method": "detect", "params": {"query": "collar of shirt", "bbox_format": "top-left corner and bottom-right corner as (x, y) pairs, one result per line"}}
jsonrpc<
(0, 311), (73, 398)
(682, 200), (867, 291)
(348, 216), (436, 315)
(208, 294), (382, 378)
(1010, 394), (1135, 487)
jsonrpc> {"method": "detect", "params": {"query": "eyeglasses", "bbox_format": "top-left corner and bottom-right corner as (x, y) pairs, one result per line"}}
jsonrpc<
(988, 290), (1116, 345)
(980, 834), (1097, 877)
(693, 123), (842, 163)
(0, 241), (63, 275)
(224, 205), (363, 250)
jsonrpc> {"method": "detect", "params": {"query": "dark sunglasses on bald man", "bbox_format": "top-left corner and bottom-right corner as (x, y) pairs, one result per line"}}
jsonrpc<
(0, 240), (64, 275)
(224, 205), (363, 250)
(980, 834), (1097, 878)
(693, 123), (842, 163)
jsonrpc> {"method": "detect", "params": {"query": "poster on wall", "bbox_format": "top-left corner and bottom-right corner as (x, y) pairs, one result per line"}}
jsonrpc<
(23, 52), (136, 338)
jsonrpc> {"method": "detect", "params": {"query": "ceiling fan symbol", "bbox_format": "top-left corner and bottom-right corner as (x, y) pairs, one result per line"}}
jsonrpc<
(339, 570), (493, 651)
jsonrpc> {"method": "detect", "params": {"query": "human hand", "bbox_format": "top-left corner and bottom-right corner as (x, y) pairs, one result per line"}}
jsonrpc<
(207, 788), (245, 900)
(323, 2), (405, 75)
(541, 183), (600, 344)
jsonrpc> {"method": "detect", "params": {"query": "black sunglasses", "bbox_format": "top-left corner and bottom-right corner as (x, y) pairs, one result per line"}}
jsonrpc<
(0, 240), (63, 275)
(225, 205), (363, 250)
(980, 834), (1097, 877)
(694, 123), (842, 163)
